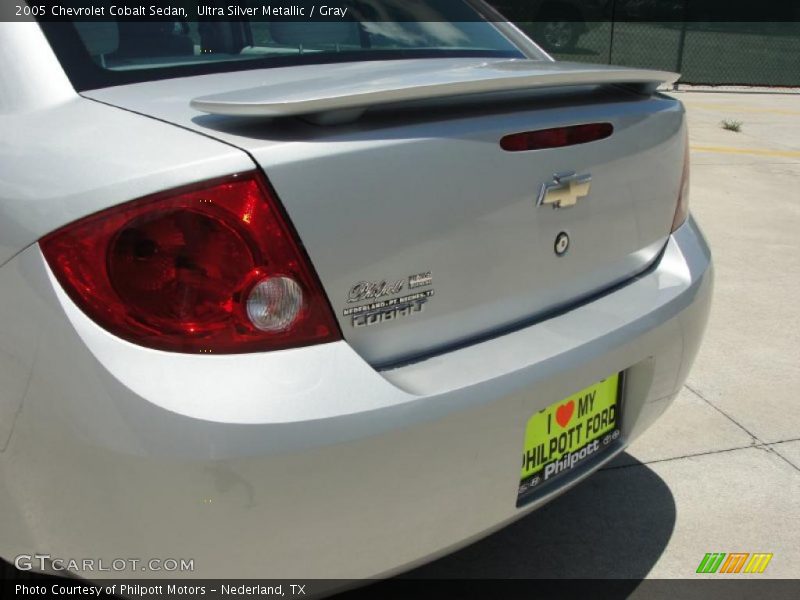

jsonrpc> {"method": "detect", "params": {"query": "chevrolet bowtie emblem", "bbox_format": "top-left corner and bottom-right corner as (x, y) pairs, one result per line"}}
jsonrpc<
(537, 172), (592, 209)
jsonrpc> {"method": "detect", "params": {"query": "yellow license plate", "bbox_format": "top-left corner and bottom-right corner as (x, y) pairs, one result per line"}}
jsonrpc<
(518, 373), (621, 505)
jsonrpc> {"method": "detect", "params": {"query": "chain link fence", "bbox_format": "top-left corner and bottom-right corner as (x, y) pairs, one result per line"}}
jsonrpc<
(490, 2), (800, 87)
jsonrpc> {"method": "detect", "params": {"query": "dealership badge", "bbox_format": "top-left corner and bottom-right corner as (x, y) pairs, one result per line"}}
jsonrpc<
(345, 272), (434, 328)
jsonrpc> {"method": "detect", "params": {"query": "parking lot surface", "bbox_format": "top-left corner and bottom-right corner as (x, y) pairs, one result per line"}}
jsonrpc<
(404, 90), (800, 580)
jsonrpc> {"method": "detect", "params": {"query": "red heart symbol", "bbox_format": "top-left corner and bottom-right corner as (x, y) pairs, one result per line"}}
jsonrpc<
(555, 401), (575, 428)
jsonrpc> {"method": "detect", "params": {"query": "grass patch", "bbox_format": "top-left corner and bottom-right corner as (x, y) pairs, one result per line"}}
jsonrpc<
(721, 119), (743, 132)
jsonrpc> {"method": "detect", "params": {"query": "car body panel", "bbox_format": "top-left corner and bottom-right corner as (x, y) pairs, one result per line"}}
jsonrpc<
(0, 13), (713, 582)
(0, 219), (711, 579)
(0, 95), (252, 269)
(87, 70), (686, 366)
(0, 22), (253, 268)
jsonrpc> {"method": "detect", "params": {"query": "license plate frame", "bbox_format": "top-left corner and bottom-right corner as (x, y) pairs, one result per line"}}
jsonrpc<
(517, 373), (623, 507)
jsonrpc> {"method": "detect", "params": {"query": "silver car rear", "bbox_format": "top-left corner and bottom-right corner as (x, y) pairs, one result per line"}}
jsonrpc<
(86, 62), (686, 366)
(0, 4), (711, 583)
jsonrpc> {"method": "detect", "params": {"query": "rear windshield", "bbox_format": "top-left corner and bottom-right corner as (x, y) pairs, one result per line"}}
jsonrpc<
(38, 1), (532, 91)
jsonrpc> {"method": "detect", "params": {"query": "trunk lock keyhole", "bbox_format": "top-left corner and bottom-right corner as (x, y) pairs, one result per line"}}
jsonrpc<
(555, 232), (570, 256)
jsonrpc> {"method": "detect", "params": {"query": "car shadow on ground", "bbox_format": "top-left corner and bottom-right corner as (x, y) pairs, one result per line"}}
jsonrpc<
(401, 453), (675, 580)
(335, 453), (675, 598)
(336, 453), (676, 600)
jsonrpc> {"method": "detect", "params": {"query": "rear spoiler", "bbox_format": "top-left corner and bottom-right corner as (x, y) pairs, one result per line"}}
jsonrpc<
(190, 59), (679, 124)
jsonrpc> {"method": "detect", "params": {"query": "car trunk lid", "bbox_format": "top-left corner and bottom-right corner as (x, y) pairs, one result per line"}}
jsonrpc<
(85, 58), (686, 366)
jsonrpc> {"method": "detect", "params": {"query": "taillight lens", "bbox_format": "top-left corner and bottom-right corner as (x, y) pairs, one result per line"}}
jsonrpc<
(671, 128), (691, 232)
(500, 123), (613, 152)
(41, 173), (341, 353)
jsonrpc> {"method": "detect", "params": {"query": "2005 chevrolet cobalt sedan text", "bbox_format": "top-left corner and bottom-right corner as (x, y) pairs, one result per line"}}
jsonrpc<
(0, 0), (712, 581)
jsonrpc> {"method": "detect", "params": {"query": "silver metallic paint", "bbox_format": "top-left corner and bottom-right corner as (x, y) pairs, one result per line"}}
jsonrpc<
(0, 220), (711, 578)
(190, 60), (678, 118)
(0, 16), (712, 581)
(88, 74), (687, 366)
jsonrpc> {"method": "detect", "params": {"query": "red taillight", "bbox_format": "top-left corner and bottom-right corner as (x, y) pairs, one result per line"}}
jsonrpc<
(500, 123), (613, 152)
(41, 173), (341, 353)
(672, 128), (691, 232)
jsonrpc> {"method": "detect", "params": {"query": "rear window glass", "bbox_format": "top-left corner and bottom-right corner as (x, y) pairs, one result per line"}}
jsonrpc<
(38, 1), (532, 91)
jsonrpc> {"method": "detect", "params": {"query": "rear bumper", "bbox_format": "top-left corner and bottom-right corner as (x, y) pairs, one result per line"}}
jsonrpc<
(0, 217), (712, 579)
